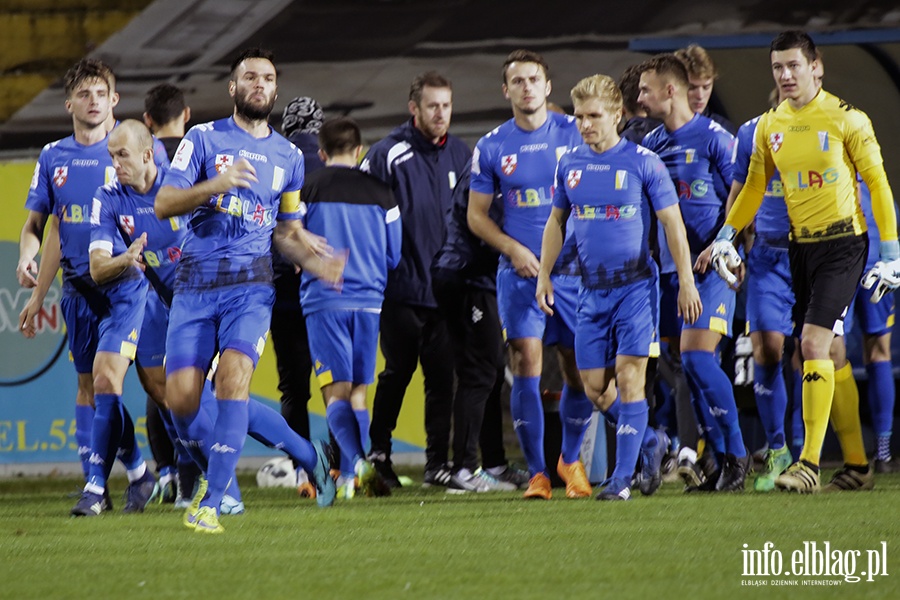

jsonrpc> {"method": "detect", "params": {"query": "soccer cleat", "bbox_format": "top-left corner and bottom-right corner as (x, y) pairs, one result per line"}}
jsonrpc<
(220, 494), (245, 515)
(150, 467), (177, 504)
(423, 464), (452, 488)
(556, 456), (592, 498)
(596, 477), (631, 501)
(637, 429), (669, 496)
(367, 452), (402, 489)
(102, 489), (113, 512)
(874, 458), (896, 474)
(822, 465), (874, 493)
(337, 479), (356, 500)
(489, 464), (530, 489)
(312, 440), (337, 508)
(685, 469), (720, 493)
(775, 461), (820, 494)
(715, 453), (749, 492)
(754, 446), (792, 492)
(356, 459), (380, 497)
(71, 490), (106, 517)
(523, 472), (552, 500)
(123, 470), (157, 513)
(182, 475), (208, 530)
(193, 506), (224, 534)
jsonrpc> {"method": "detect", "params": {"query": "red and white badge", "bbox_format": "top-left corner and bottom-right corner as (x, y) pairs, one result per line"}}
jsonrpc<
(53, 166), (68, 188)
(119, 215), (135, 236)
(501, 154), (517, 176)
(215, 154), (234, 174)
(769, 132), (783, 153)
(567, 169), (582, 189)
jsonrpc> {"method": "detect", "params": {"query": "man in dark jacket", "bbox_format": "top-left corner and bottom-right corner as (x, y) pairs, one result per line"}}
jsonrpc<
(361, 72), (471, 487)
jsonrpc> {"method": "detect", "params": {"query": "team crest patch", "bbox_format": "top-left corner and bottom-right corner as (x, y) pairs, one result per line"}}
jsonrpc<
(501, 154), (517, 176)
(53, 166), (68, 187)
(567, 169), (582, 189)
(215, 154), (234, 174)
(769, 132), (783, 153)
(119, 215), (135, 236)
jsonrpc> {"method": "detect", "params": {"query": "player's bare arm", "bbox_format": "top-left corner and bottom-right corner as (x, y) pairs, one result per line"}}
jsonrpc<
(155, 157), (258, 219)
(17, 210), (49, 288)
(89, 233), (147, 285)
(467, 189), (540, 277)
(536, 205), (568, 315)
(19, 216), (61, 338)
(273, 219), (345, 289)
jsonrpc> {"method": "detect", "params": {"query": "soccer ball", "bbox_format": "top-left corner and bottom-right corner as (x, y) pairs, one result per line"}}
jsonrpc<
(256, 456), (297, 488)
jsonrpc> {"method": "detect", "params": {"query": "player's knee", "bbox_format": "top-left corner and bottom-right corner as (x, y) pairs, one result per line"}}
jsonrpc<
(752, 341), (782, 366)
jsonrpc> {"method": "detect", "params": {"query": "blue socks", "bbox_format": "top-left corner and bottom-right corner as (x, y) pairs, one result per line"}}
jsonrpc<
(754, 361), (788, 449)
(559, 385), (593, 463)
(202, 399), (248, 511)
(326, 400), (365, 475)
(866, 361), (894, 461)
(511, 375), (546, 477)
(75, 404), (94, 481)
(683, 350), (745, 457)
(117, 405), (144, 472)
(171, 406), (212, 472)
(354, 408), (370, 456)
(602, 395), (657, 449)
(611, 400), (648, 482)
(791, 368), (805, 457)
(86, 393), (121, 491)
(248, 400), (318, 474)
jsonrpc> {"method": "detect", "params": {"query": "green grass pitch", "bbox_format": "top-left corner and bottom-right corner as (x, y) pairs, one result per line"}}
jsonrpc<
(2, 468), (898, 599)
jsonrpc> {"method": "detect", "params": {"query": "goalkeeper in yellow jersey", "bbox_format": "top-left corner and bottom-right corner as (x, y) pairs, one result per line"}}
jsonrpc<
(711, 30), (898, 493)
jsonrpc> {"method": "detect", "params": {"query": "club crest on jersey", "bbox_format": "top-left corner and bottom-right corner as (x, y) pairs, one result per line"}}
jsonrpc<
(53, 166), (68, 187)
(501, 154), (518, 176)
(567, 169), (582, 189)
(119, 215), (135, 236)
(215, 154), (234, 174)
(769, 132), (784, 153)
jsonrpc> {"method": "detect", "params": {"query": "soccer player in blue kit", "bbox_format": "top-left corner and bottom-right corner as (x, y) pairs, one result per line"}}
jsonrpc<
(155, 48), (342, 533)
(18, 59), (151, 509)
(638, 54), (750, 491)
(538, 74), (701, 500)
(467, 50), (596, 500)
(301, 117), (402, 498)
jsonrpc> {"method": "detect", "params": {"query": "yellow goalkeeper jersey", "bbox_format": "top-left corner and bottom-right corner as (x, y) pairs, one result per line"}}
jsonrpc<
(747, 89), (883, 241)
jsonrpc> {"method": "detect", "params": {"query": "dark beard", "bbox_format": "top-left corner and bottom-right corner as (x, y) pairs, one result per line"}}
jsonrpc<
(235, 90), (275, 122)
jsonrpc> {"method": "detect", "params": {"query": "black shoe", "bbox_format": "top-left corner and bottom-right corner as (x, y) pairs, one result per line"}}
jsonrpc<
(697, 448), (719, 479)
(676, 458), (704, 487)
(685, 469), (720, 493)
(715, 453), (749, 492)
(367, 452), (402, 489)
(423, 464), (452, 487)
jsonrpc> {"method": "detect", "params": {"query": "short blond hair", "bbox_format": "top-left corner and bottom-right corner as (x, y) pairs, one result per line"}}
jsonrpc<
(674, 44), (717, 80)
(570, 74), (623, 113)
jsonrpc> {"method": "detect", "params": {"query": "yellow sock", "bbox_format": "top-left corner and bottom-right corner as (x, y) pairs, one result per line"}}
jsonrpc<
(830, 362), (868, 466)
(799, 359), (835, 467)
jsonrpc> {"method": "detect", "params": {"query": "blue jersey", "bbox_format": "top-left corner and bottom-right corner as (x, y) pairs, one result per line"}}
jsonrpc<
(89, 166), (187, 302)
(642, 114), (734, 270)
(471, 112), (582, 275)
(733, 116), (789, 246)
(162, 117), (304, 292)
(553, 140), (678, 289)
(25, 134), (117, 297)
(299, 166), (402, 314)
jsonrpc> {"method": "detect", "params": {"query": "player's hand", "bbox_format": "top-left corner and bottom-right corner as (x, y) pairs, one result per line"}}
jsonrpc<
(315, 250), (348, 291)
(16, 257), (38, 288)
(861, 259), (900, 304)
(677, 280), (702, 325)
(18, 294), (43, 338)
(299, 228), (334, 258)
(509, 244), (540, 278)
(535, 274), (555, 316)
(125, 233), (148, 272)
(217, 158), (258, 191)
(694, 244), (713, 274)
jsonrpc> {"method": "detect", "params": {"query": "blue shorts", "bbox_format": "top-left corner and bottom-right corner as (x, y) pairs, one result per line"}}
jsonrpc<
(746, 243), (795, 336)
(575, 276), (660, 370)
(166, 284), (274, 374)
(306, 309), (380, 386)
(96, 277), (148, 362)
(137, 286), (168, 368)
(851, 284), (895, 336)
(661, 269), (735, 337)
(497, 268), (577, 347)
(61, 294), (104, 374)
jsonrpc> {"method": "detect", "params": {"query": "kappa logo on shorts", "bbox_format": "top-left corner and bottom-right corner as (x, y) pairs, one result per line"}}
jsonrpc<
(215, 154), (234, 174)
(769, 132), (784, 153)
(716, 303), (727, 316)
(501, 154), (517, 176)
(567, 169), (582, 189)
(53, 166), (68, 188)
